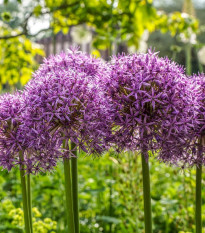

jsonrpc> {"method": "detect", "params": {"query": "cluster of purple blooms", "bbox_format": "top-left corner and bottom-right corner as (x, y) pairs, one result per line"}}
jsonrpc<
(0, 92), (60, 173)
(0, 48), (204, 173)
(108, 52), (191, 154)
(187, 74), (205, 165)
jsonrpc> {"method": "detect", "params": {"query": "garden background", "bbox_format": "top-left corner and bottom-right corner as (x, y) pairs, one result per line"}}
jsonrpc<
(0, 0), (205, 232)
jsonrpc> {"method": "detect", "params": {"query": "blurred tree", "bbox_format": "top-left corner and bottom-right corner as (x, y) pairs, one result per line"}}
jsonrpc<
(0, 0), (159, 89)
(0, 1), (159, 52)
(0, 0), (201, 52)
(0, 1), (21, 28)
(0, 0), (203, 90)
(0, 21), (44, 90)
(149, 0), (205, 73)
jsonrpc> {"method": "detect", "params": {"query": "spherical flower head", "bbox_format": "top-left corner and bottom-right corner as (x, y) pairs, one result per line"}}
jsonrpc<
(190, 74), (205, 134)
(178, 73), (205, 166)
(0, 92), (60, 174)
(32, 47), (113, 152)
(108, 50), (194, 160)
(24, 53), (112, 157)
(0, 93), (24, 171)
(158, 73), (202, 167)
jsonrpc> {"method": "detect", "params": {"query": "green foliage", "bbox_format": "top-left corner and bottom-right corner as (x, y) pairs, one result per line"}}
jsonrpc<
(46, 0), (200, 51)
(1, 12), (11, 22)
(0, 0), (202, 89)
(0, 22), (44, 90)
(0, 199), (57, 232)
(33, 5), (42, 17)
(0, 0), (163, 91)
(0, 151), (204, 232)
(156, 11), (199, 38)
(48, 0), (158, 50)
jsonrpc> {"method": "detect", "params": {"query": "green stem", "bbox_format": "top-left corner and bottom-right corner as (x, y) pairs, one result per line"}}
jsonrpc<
(185, 43), (192, 75)
(198, 62), (204, 73)
(132, 153), (139, 233)
(63, 140), (75, 233)
(141, 153), (152, 233)
(195, 48), (204, 73)
(109, 42), (112, 57)
(196, 138), (202, 233)
(109, 164), (113, 233)
(172, 51), (176, 62)
(71, 142), (79, 233)
(196, 165), (202, 233)
(183, 171), (189, 228)
(19, 151), (31, 233)
(27, 174), (33, 233)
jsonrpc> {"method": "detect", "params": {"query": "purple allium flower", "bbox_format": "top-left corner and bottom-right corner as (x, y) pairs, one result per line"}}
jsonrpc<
(23, 49), (112, 159)
(0, 93), (60, 174)
(189, 74), (205, 135)
(0, 93), (24, 171)
(176, 73), (205, 166)
(157, 74), (202, 167)
(107, 50), (195, 161)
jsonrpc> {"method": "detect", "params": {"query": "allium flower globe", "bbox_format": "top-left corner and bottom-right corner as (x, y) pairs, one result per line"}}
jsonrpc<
(0, 93), (24, 171)
(23, 49), (112, 159)
(0, 93), (59, 173)
(107, 50), (196, 161)
(181, 74), (205, 166)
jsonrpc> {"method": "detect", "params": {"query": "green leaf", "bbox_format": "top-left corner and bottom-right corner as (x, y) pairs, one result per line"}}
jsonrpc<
(1, 12), (11, 22)
(33, 5), (42, 17)
(53, 25), (61, 34)
(62, 27), (69, 35)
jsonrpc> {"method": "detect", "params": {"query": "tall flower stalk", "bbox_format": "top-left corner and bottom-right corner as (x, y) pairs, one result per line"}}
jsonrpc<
(107, 50), (190, 232)
(23, 48), (112, 232)
(185, 43), (192, 75)
(19, 151), (31, 233)
(0, 94), (31, 233)
(71, 142), (79, 233)
(196, 137), (202, 233)
(189, 75), (205, 233)
(27, 173), (33, 233)
(0, 93), (60, 233)
(141, 132), (152, 232)
(141, 153), (152, 232)
(63, 141), (75, 233)
(159, 74), (205, 233)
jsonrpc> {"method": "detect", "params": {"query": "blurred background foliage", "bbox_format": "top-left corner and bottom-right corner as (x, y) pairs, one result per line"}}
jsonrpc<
(0, 151), (204, 233)
(0, 22), (44, 90)
(1, 0), (205, 232)
(0, 0), (204, 89)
